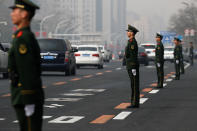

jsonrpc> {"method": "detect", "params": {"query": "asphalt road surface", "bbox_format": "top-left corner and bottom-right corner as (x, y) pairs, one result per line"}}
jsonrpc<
(0, 60), (196, 131)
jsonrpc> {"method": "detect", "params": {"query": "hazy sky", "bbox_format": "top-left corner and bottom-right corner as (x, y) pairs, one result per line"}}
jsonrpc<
(127, 0), (186, 22)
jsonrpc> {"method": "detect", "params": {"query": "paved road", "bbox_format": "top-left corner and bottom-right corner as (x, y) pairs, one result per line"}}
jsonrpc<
(0, 60), (195, 131)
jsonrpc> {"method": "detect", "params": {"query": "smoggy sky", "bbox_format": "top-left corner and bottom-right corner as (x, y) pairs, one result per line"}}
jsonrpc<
(127, 0), (188, 22)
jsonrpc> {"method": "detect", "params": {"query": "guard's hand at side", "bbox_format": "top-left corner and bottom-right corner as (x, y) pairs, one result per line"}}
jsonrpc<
(132, 69), (136, 76)
(24, 104), (35, 117)
(176, 60), (179, 64)
(157, 63), (160, 67)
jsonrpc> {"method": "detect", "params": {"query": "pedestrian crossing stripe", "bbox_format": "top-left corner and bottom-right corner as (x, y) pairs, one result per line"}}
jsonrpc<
(113, 112), (132, 120)
(44, 104), (64, 108)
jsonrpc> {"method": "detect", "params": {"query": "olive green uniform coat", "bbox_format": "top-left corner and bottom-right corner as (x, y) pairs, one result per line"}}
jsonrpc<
(125, 38), (140, 107)
(8, 26), (44, 131)
(174, 45), (181, 80)
(189, 46), (194, 66)
(155, 41), (164, 88)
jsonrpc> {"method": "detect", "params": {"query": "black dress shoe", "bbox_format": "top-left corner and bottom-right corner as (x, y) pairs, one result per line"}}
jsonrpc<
(127, 105), (140, 108)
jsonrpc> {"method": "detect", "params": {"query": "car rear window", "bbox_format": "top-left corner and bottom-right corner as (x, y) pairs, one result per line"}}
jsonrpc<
(78, 47), (97, 51)
(142, 45), (155, 49)
(139, 47), (145, 53)
(38, 39), (67, 52)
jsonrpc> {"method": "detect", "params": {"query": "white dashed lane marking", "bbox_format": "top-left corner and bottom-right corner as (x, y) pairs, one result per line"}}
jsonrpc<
(166, 79), (173, 82)
(149, 90), (160, 94)
(113, 111), (132, 120)
(140, 98), (148, 104)
(0, 118), (5, 121)
(48, 116), (85, 124)
(163, 83), (167, 87)
(116, 68), (122, 70)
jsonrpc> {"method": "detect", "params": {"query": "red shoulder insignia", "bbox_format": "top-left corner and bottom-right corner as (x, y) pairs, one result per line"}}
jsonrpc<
(17, 31), (23, 38)
(129, 39), (133, 42)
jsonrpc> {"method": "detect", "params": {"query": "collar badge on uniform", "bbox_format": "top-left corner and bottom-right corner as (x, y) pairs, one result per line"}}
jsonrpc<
(19, 44), (27, 54)
(131, 45), (135, 50)
(17, 31), (23, 38)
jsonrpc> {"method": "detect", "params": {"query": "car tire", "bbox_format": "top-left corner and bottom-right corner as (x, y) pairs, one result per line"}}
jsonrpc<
(3, 72), (9, 79)
(98, 64), (103, 69)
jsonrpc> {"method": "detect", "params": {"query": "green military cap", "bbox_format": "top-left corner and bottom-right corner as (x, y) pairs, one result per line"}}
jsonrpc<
(9, 0), (40, 11)
(126, 24), (139, 34)
(156, 33), (163, 40)
(174, 37), (180, 42)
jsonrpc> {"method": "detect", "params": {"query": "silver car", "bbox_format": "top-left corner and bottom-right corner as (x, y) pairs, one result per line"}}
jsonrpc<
(0, 43), (10, 78)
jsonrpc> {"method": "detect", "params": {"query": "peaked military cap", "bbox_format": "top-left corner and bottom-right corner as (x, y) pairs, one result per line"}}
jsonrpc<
(174, 37), (180, 42)
(9, 0), (40, 11)
(126, 24), (139, 34)
(156, 33), (163, 40)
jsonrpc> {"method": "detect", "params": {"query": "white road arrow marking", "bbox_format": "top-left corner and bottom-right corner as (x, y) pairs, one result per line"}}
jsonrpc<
(113, 112), (132, 120)
(49, 116), (84, 124)
(72, 89), (106, 92)
(45, 98), (83, 102)
(62, 93), (94, 97)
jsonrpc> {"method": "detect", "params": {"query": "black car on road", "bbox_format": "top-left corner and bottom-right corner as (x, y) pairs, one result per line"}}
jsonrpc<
(38, 38), (78, 76)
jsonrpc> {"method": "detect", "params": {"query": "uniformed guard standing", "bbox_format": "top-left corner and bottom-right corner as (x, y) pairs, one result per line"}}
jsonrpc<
(8, 0), (44, 131)
(180, 41), (185, 74)
(125, 25), (140, 108)
(155, 33), (164, 88)
(174, 37), (181, 80)
(189, 42), (194, 66)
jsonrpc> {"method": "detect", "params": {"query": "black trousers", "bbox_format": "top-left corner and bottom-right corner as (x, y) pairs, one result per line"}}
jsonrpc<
(175, 61), (181, 79)
(14, 104), (43, 131)
(180, 58), (185, 74)
(127, 67), (140, 106)
(156, 63), (164, 88)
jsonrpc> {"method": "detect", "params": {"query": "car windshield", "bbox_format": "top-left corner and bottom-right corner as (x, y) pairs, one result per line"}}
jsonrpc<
(78, 47), (97, 51)
(38, 39), (67, 52)
(142, 45), (155, 49)
(165, 48), (174, 51)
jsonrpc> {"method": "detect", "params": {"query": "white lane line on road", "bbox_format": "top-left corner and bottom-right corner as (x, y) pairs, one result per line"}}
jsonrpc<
(171, 75), (176, 78)
(43, 116), (53, 119)
(113, 112), (132, 120)
(163, 83), (167, 87)
(166, 79), (173, 82)
(116, 68), (122, 70)
(149, 90), (159, 94)
(140, 98), (148, 104)
(0, 118), (5, 121)
(45, 98), (83, 102)
(184, 63), (190, 69)
(72, 89), (106, 93)
(62, 93), (94, 97)
(49, 116), (85, 124)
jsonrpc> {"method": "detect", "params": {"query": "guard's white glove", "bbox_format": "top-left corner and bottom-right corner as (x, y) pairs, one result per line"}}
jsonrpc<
(132, 69), (136, 76)
(24, 104), (35, 117)
(176, 60), (179, 64)
(157, 63), (160, 67)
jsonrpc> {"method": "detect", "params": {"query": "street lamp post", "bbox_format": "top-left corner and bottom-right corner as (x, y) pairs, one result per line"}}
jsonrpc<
(40, 14), (54, 38)
(55, 19), (69, 34)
